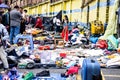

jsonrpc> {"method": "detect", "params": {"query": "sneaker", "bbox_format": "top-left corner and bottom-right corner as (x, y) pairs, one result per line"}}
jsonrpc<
(36, 70), (50, 77)
(65, 43), (69, 47)
(1, 69), (9, 75)
(4, 68), (9, 73)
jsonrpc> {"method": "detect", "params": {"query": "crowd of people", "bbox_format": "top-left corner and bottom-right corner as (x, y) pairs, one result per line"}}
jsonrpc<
(0, 5), (29, 71)
(0, 4), (80, 71)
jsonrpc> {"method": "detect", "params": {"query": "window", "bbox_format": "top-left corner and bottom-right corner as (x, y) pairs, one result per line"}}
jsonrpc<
(50, 0), (61, 3)
(36, 0), (48, 3)
(81, 0), (95, 8)
(27, 0), (32, 5)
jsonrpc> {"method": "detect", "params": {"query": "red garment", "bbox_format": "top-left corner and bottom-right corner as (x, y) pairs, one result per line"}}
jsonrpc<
(96, 40), (108, 49)
(0, 0), (2, 4)
(66, 66), (79, 75)
(35, 17), (43, 29)
(61, 26), (68, 41)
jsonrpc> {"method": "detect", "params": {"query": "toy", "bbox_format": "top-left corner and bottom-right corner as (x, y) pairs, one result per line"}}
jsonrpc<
(55, 57), (65, 68)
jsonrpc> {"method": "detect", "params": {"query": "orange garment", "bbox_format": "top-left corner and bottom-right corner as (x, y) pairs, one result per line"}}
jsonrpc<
(61, 26), (69, 41)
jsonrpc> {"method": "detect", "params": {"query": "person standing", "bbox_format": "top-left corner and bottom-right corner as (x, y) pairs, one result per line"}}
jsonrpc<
(62, 15), (69, 28)
(0, 16), (9, 70)
(53, 17), (61, 33)
(34, 16), (43, 29)
(2, 8), (11, 34)
(10, 5), (22, 44)
(0, 8), (4, 17)
(61, 15), (70, 42)
(22, 9), (28, 20)
(20, 8), (27, 34)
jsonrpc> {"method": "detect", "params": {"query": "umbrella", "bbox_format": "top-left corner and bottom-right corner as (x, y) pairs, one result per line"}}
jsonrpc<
(0, 3), (9, 8)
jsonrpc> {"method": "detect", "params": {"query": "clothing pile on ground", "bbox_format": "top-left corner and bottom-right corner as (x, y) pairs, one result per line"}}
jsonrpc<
(0, 24), (120, 80)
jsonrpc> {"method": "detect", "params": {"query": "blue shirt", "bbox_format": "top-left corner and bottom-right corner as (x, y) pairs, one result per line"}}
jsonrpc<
(63, 22), (72, 31)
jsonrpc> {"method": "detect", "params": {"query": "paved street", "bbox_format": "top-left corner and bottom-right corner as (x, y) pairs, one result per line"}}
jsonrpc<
(0, 67), (120, 80)
(102, 68), (120, 80)
(17, 68), (120, 80)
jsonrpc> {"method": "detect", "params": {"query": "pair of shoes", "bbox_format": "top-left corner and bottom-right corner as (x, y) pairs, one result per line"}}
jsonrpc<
(4, 68), (9, 73)
(61, 73), (68, 78)
(4, 68), (9, 70)
(1, 69), (9, 75)
(36, 70), (50, 77)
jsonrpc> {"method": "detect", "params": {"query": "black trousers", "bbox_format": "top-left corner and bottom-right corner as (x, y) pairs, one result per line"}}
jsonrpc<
(20, 21), (26, 34)
(117, 24), (120, 38)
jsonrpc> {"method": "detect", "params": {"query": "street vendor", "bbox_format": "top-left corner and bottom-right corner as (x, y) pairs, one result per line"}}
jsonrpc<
(53, 17), (62, 33)
(0, 16), (9, 71)
(34, 16), (43, 30)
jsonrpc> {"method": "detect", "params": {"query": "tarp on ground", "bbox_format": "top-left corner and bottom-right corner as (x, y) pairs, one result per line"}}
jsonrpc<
(99, 0), (119, 40)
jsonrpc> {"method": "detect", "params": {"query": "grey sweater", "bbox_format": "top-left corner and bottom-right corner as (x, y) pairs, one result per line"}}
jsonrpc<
(10, 9), (22, 27)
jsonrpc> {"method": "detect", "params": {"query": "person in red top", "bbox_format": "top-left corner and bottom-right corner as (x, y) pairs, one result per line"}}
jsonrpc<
(34, 16), (43, 29)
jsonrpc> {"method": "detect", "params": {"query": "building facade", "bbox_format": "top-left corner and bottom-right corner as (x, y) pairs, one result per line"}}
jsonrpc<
(8, 0), (117, 28)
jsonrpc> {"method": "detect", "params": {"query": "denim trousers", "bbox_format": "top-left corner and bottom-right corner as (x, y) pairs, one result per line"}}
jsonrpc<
(10, 26), (20, 44)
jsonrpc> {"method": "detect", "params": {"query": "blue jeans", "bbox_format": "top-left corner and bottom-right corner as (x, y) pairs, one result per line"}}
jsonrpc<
(10, 26), (20, 44)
